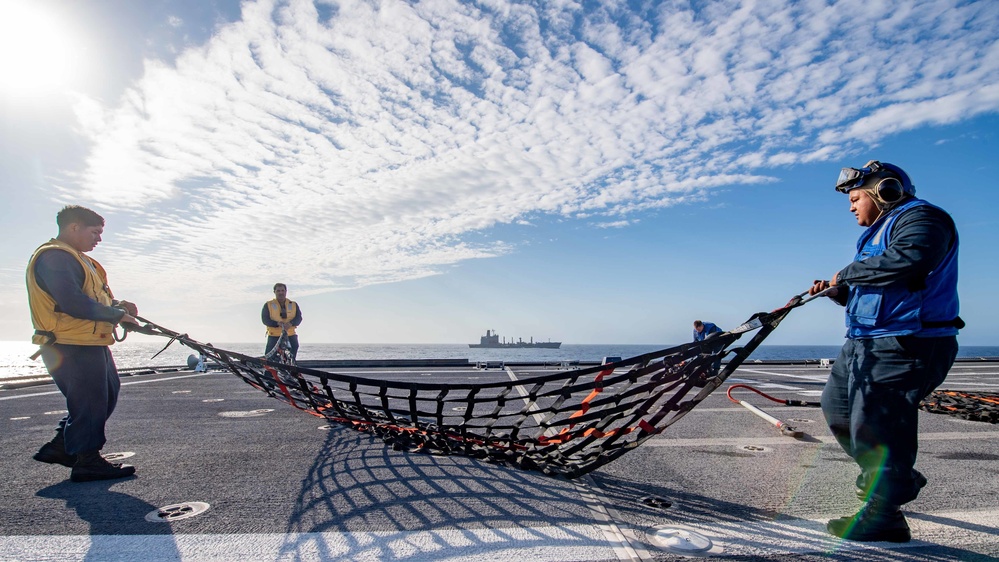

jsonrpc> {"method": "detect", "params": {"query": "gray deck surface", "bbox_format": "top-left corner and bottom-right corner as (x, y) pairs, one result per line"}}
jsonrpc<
(2, 360), (997, 561)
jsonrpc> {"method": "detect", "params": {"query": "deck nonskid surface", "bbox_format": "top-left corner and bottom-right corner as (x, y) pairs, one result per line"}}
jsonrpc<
(2, 362), (997, 560)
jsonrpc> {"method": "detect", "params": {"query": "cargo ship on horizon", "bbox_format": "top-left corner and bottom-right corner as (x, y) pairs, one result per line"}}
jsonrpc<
(469, 329), (561, 349)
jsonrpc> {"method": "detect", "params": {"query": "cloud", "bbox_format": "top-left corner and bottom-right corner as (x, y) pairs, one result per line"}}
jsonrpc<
(594, 220), (632, 229)
(66, 0), (999, 307)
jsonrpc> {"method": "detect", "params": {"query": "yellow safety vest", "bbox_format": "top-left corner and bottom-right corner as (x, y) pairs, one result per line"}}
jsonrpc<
(26, 239), (116, 346)
(265, 299), (298, 337)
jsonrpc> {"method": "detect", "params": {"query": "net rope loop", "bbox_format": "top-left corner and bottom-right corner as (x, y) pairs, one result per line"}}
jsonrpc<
(124, 294), (814, 478)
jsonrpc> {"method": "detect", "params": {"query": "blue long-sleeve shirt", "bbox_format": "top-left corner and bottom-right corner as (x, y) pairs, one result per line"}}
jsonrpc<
(693, 322), (722, 342)
(33, 250), (124, 324)
(832, 203), (956, 306)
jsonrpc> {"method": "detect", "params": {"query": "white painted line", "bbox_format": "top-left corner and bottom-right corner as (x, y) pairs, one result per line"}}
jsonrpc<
(2, 509), (995, 561)
(504, 367), (549, 426)
(917, 431), (999, 441)
(505, 367), (647, 562)
(574, 476), (652, 562)
(664, 507), (999, 558)
(690, 406), (817, 413)
(0, 372), (217, 401)
(732, 366), (830, 372)
(932, 383), (999, 389)
(725, 378), (804, 390)
(735, 369), (830, 382)
(0, 525), (628, 562)
(646, 435), (839, 447)
(319, 369), (484, 375)
(646, 431), (999, 448)
(725, 380), (999, 393)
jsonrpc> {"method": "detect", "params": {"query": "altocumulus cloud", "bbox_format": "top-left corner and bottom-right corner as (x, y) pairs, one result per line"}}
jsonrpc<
(68, 0), (999, 305)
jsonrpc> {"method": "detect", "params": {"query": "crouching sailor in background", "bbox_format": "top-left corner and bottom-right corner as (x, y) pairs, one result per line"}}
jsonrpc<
(262, 282), (303, 361)
(810, 160), (962, 542)
(26, 205), (140, 482)
(693, 320), (724, 379)
(692, 320), (723, 341)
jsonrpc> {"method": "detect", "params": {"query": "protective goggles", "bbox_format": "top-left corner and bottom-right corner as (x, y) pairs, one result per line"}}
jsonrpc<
(835, 166), (872, 193)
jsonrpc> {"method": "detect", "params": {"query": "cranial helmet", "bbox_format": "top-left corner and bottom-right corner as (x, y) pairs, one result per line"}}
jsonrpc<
(835, 160), (915, 203)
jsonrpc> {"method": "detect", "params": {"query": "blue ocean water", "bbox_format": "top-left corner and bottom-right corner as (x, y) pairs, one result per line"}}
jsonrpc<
(3, 340), (998, 380)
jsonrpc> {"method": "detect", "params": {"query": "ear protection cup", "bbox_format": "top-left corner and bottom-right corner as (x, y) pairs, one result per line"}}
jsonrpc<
(872, 161), (915, 198)
(876, 176), (904, 203)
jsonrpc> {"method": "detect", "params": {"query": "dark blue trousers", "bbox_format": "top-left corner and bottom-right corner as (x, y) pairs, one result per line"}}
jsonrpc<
(821, 335), (957, 505)
(40, 344), (120, 455)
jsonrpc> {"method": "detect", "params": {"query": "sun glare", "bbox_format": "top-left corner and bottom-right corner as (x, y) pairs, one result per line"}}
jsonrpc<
(0, 0), (80, 98)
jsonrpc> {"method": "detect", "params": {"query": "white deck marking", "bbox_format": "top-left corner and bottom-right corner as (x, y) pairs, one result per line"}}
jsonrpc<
(692, 406), (818, 413)
(0, 525), (625, 562)
(735, 369), (830, 382)
(930, 382), (999, 388)
(2, 508), (996, 560)
(646, 431), (999, 448)
(725, 378), (804, 390)
(662, 507), (999, 558)
(505, 366), (648, 562)
(0, 372), (217, 401)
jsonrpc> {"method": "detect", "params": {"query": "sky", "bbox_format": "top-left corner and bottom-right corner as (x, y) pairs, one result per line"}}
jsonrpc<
(0, 0), (997, 347)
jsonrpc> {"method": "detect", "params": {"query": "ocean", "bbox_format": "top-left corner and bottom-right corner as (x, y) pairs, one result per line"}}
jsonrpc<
(3, 340), (998, 381)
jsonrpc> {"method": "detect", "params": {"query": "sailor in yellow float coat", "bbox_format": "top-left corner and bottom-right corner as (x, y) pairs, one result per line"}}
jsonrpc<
(26, 205), (139, 482)
(262, 282), (302, 360)
(27, 238), (116, 346)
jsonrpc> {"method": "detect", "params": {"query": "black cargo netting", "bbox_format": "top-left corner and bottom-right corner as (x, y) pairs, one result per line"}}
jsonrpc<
(124, 300), (807, 478)
(920, 390), (999, 424)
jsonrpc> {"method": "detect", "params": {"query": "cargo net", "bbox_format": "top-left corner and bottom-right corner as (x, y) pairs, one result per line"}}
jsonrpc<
(125, 297), (810, 478)
(920, 391), (999, 424)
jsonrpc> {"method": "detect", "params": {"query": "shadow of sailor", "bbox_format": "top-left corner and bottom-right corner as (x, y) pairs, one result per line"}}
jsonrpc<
(36, 479), (180, 561)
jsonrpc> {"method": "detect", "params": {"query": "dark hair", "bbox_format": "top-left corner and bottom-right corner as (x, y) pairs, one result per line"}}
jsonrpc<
(57, 205), (105, 229)
(273, 283), (287, 291)
(693, 320), (704, 328)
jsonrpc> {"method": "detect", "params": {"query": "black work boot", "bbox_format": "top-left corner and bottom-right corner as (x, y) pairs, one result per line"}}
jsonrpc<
(70, 451), (136, 482)
(827, 499), (911, 542)
(33, 431), (77, 468)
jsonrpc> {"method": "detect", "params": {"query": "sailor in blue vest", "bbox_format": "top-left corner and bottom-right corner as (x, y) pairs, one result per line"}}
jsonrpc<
(693, 320), (724, 379)
(692, 320), (722, 342)
(809, 160), (962, 543)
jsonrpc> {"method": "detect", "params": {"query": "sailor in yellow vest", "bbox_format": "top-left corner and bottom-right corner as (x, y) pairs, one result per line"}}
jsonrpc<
(262, 283), (302, 360)
(26, 205), (139, 482)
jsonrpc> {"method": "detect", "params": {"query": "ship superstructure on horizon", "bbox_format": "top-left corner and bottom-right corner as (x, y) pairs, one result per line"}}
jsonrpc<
(469, 330), (561, 349)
